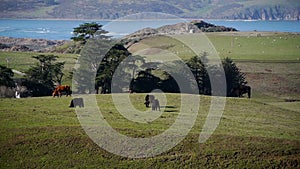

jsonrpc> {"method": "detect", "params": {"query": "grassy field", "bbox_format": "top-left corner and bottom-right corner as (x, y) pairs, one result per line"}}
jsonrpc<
(0, 32), (299, 168)
(0, 94), (299, 168)
(128, 32), (300, 61)
(0, 52), (77, 73)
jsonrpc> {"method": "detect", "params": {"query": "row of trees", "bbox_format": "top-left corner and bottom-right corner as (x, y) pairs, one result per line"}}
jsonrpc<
(96, 53), (247, 96)
(73, 39), (246, 96)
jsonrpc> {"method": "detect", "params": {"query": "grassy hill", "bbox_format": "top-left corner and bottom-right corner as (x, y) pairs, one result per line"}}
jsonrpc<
(0, 32), (299, 168)
(1, 0), (299, 20)
(0, 94), (299, 168)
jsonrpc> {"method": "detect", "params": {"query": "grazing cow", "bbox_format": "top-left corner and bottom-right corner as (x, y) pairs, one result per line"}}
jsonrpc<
(232, 85), (251, 98)
(152, 99), (160, 111)
(52, 85), (71, 97)
(144, 94), (155, 108)
(69, 98), (84, 108)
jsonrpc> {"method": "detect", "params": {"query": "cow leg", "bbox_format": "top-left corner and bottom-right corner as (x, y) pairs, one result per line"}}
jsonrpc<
(248, 88), (251, 98)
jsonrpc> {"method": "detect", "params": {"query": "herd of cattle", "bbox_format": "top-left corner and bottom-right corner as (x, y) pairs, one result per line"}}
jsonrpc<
(51, 84), (251, 109)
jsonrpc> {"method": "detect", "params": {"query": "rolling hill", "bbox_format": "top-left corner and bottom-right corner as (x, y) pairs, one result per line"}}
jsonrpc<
(0, 0), (299, 20)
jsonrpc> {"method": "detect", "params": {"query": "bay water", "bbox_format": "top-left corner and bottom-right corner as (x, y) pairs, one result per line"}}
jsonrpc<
(0, 19), (299, 40)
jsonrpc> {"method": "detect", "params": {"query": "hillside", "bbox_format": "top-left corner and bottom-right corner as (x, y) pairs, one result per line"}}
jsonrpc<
(0, 93), (299, 168)
(0, 29), (299, 167)
(1, 0), (299, 20)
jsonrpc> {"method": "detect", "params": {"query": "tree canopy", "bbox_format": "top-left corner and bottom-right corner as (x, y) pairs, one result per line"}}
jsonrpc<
(222, 57), (247, 96)
(0, 65), (14, 87)
(71, 22), (109, 44)
(25, 54), (65, 96)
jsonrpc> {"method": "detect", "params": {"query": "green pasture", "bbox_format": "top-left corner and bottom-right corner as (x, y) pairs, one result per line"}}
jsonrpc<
(128, 32), (300, 61)
(0, 51), (77, 73)
(207, 32), (300, 61)
(0, 94), (299, 168)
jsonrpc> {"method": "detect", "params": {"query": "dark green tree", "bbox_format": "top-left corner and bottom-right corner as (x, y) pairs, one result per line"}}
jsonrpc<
(25, 55), (65, 96)
(0, 65), (14, 87)
(186, 54), (211, 95)
(71, 22), (109, 44)
(222, 57), (247, 96)
(95, 44), (132, 94)
(130, 70), (161, 93)
(159, 72), (180, 93)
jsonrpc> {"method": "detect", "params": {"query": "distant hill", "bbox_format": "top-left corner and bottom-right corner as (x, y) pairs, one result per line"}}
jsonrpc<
(1, 0), (299, 20)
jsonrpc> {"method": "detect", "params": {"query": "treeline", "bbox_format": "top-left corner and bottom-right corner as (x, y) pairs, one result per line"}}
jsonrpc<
(72, 38), (247, 97)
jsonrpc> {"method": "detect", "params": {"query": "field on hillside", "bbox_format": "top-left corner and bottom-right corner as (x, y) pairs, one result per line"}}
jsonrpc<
(0, 32), (299, 168)
(128, 32), (300, 61)
(0, 94), (299, 168)
(0, 52), (77, 73)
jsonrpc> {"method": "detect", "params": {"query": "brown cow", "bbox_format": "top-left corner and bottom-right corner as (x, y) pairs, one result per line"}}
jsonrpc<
(52, 85), (71, 97)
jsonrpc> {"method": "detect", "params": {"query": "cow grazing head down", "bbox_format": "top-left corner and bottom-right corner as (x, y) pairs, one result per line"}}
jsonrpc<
(231, 85), (251, 98)
(52, 85), (72, 97)
(144, 94), (161, 111)
(144, 94), (155, 108)
(152, 99), (160, 111)
(69, 98), (84, 108)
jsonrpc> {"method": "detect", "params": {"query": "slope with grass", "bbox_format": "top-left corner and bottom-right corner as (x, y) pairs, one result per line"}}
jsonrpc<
(0, 94), (299, 168)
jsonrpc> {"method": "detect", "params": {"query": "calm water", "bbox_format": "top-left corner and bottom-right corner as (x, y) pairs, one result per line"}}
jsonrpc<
(0, 19), (299, 40)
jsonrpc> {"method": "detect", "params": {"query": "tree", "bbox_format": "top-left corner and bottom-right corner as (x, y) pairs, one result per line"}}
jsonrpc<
(186, 54), (211, 95)
(95, 43), (132, 94)
(222, 57), (247, 96)
(159, 71), (180, 93)
(71, 22), (109, 44)
(185, 55), (246, 96)
(130, 70), (161, 93)
(0, 65), (14, 87)
(25, 55), (65, 96)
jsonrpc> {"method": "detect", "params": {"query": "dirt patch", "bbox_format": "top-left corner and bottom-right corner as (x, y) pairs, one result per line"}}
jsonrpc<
(236, 62), (300, 99)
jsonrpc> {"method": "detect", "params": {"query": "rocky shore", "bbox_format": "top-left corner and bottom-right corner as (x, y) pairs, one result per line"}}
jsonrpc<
(0, 36), (68, 53)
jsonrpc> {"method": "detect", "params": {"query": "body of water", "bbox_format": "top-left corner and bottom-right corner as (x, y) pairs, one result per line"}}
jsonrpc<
(0, 19), (299, 40)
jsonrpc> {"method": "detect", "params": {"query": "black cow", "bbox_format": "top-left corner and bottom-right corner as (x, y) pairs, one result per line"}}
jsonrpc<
(144, 94), (155, 108)
(152, 99), (160, 111)
(69, 98), (84, 108)
(232, 85), (251, 98)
